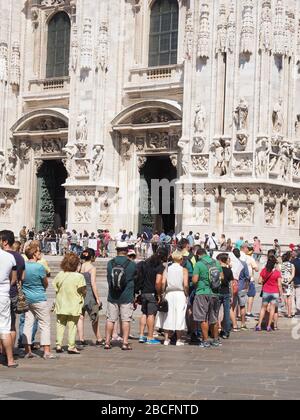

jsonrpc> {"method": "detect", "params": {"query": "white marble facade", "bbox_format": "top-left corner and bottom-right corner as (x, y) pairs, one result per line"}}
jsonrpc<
(0, 0), (300, 242)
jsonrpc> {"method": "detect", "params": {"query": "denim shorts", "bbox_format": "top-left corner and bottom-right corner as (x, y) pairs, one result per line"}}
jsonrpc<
(247, 282), (256, 298)
(262, 292), (279, 306)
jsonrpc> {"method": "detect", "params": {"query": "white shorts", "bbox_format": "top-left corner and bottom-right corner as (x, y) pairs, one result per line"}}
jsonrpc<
(0, 296), (11, 336)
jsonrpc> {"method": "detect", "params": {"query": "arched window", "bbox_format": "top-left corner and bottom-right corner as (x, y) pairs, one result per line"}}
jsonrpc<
(46, 12), (71, 78)
(149, 0), (179, 67)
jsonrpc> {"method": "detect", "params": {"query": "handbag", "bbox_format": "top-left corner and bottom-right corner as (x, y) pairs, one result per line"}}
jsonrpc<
(16, 281), (29, 314)
(158, 298), (169, 313)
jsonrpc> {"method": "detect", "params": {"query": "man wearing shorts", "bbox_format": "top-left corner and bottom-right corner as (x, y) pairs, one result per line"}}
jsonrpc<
(105, 242), (137, 350)
(0, 243), (18, 367)
(192, 248), (223, 348)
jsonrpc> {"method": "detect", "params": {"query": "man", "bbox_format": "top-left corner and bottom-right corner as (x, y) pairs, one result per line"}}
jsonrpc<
(0, 231), (25, 348)
(232, 248), (250, 330)
(240, 244), (259, 318)
(192, 248), (223, 348)
(274, 239), (281, 258)
(235, 236), (244, 250)
(0, 236), (18, 367)
(292, 250), (300, 316)
(115, 229), (123, 243)
(105, 242), (137, 350)
(136, 247), (168, 345)
(207, 233), (218, 257)
(70, 230), (78, 254)
(219, 234), (227, 251)
(186, 231), (194, 247)
(19, 226), (27, 252)
(253, 237), (262, 262)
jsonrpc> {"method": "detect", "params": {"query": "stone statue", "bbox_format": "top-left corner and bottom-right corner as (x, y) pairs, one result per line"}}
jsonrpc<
(278, 142), (292, 180)
(170, 154), (178, 168)
(0, 151), (6, 182)
(192, 136), (205, 153)
(76, 113), (88, 143)
(295, 115), (300, 138)
(92, 145), (104, 181)
(5, 147), (18, 185)
(63, 145), (76, 179)
(210, 138), (231, 176)
(234, 98), (248, 131)
(194, 103), (207, 134)
(178, 139), (190, 176)
(272, 99), (284, 133)
(256, 137), (270, 176)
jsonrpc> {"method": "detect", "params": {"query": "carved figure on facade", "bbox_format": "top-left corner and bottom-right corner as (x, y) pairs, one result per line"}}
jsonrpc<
(121, 135), (131, 161)
(260, 1), (272, 53)
(92, 145), (104, 181)
(42, 138), (63, 154)
(148, 132), (169, 150)
(136, 137), (145, 151)
(81, 18), (93, 71)
(178, 139), (190, 176)
(0, 151), (6, 182)
(256, 136), (270, 176)
(273, 0), (285, 56)
(240, 0), (254, 55)
(193, 207), (210, 225)
(233, 158), (252, 172)
(19, 141), (31, 161)
(138, 156), (147, 171)
(0, 41), (8, 83)
(170, 154), (177, 168)
(135, 111), (174, 125)
(234, 98), (248, 131)
(234, 204), (253, 225)
(191, 156), (208, 173)
(10, 42), (20, 87)
(210, 138), (231, 176)
(194, 103), (206, 134)
(272, 99), (284, 134)
(96, 22), (109, 72)
(293, 160), (300, 178)
(34, 117), (66, 131)
(197, 3), (210, 59)
(76, 113), (88, 143)
(278, 142), (292, 181)
(216, 4), (227, 54)
(192, 137), (205, 154)
(62, 145), (76, 179)
(265, 204), (276, 226)
(185, 11), (194, 60)
(70, 25), (79, 72)
(5, 147), (18, 185)
(295, 115), (300, 139)
(75, 204), (91, 223)
(76, 160), (89, 177)
(288, 207), (297, 227)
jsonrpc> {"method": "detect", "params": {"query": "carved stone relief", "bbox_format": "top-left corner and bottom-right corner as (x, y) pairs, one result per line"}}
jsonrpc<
(0, 41), (8, 83)
(288, 207), (298, 227)
(10, 42), (20, 87)
(92, 145), (104, 181)
(75, 202), (91, 223)
(192, 206), (210, 225)
(240, 0), (254, 55)
(197, 3), (210, 59)
(265, 203), (276, 226)
(96, 22), (109, 72)
(233, 202), (254, 225)
(185, 11), (194, 60)
(191, 155), (209, 173)
(210, 137), (231, 176)
(81, 18), (93, 71)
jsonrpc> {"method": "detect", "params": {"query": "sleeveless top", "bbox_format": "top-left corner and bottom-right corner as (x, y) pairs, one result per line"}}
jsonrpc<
(166, 263), (185, 293)
(83, 271), (96, 306)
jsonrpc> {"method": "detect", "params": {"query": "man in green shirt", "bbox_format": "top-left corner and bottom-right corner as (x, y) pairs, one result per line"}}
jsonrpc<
(192, 248), (222, 348)
(105, 242), (137, 351)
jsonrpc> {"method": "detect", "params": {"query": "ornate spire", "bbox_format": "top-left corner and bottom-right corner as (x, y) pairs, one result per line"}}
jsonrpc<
(197, 3), (210, 59)
(240, 0), (254, 55)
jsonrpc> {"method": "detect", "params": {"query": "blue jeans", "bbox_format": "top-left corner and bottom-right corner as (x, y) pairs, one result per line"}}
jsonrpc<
(219, 294), (231, 335)
(18, 313), (38, 345)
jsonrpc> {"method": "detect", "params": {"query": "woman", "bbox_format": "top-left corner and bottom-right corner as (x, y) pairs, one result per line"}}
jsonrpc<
(151, 232), (160, 255)
(156, 250), (189, 346)
(77, 249), (104, 346)
(60, 229), (69, 256)
(281, 252), (295, 318)
(22, 243), (55, 359)
(226, 239), (233, 252)
(217, 253), (234, 339)
(53, 253), (86, 354)
(256, 256), (283, 332)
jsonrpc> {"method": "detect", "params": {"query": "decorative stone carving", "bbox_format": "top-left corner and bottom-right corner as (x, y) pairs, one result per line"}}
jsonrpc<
(70, 25), (79, 72)
(293, 160), (300, 178)
(148, 132), (169, 150)
(192, 137), (205, 154)
(185, 11), (194, 60)
(42, 139), (63, 154)
(5, 147), (18, 185)
(265, 204), (276, 226)
(170, 154), (177, 168)
(75, 159), (89, 177)
(210, 138), (231, 176)
(260, 1), (272, 53)
(273, 0), (285, 56)
(191, 155), (208, 173)
(285, 11), (295, 58)
(134, 111), (174, 125)
(272, 99), (284, 134)
(240, 0), (254, 55)
(62, 145), (76, 179)
(194, 103), (206, 134)
(234, 98), (248, 131)
(81, 18), (93, 71)
(92, 145), (104, 181)
(288, 207), (298, 227)
(121, 135), (131, 161)
(76, 113), (88, 143)
(41, 0), (66, 6)
(278, 142), (292, 181)
(197, 3), (210, 59)
(226, 1), (236, 53)
(193, 206), (210, 225)
(233, 203), (253, 225)
(32, 117), (67, 131)
(0, 41), (8, 83)
(256, 136), (270, 176)
(216, 4), (227, 54)
(96, 22), (109, 72)
(35, 159), (44, 174)
(233, 157), (252, 173)
(136, 137), (145, 151)
(10, 42), (20, 87)
(137, 156), (147, 171)
(295, 115), (300, 138)
(178, 139), (190, 176)
(75, 203), (91, 223)
(19, 141), (31, 161)
(0, 151), (6, 182)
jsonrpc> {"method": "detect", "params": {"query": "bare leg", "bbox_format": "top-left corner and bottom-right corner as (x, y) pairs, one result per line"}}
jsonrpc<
(122, 321), (130, 345)
(139, 315), (147, 337)
(146, 315), (155, 340)
(77, 315), (85, 341)
(92, 320), (102, 341)
(268, 304), (276, 329)
(0, 335), (15, 366)
(240, 307), (247, 327)
(200, 321), (209, 342)
(105, 321), (114, 345)
(257, 304), (268, 328)
(247, 297), (255, 314)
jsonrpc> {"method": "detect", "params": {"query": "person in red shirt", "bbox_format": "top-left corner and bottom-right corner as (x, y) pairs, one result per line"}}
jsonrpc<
(256, 256), (283, 332)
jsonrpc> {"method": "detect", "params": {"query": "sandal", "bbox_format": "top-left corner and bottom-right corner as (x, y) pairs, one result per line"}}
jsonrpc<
(7, 363), (18, 368)
(104, 344), (112, 350)
(43, 353), (58, 360)
(122, 343), (133, 351)
(96, 339), (106, 347)
(67, 348), (81, 355)
(56, 347), (65, 354)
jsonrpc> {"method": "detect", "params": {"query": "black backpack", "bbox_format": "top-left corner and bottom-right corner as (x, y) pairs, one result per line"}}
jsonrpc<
(110, 259), (130, 294)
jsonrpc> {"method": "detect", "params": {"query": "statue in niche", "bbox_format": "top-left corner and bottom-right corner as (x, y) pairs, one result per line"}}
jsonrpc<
(272, 99), (284, 134)
(278, 142), (292, 180)
(0, 151), (5, 182)
(256, 137), (270, 176)
(234, 98), (248, 131)
(194, 103), (207, 134)
(193, 137), (205, 153)
(5, 147), (18, 185)
(295, 115), (300, 138)
(92, 145), (104, 181)
(76, 113), (88, 143)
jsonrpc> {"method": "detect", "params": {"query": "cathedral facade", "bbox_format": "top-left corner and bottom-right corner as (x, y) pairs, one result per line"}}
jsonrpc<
(0, 0), (300, 242)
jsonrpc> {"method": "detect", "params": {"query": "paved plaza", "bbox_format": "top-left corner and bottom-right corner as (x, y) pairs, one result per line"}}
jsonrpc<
(1, 313), (300, 400)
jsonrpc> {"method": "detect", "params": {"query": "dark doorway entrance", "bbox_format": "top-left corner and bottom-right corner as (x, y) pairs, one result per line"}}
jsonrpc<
(36, 160), (67, 231)
(140, 155), (177, 234)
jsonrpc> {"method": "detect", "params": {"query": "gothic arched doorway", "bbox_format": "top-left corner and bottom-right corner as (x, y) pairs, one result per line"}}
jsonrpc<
(36, 160), (67, 231)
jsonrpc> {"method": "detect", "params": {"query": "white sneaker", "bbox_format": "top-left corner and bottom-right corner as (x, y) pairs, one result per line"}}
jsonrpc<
(164, 340), (170, 346)
(176, 340), (185, 347)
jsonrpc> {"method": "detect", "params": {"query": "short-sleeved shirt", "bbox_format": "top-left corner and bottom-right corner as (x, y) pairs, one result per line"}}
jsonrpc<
(193, 255), (222, 296)
(107, 256), (137, 304)
(0, 249), (16, 298)
(141, 260), (165, 294)
(23, 262), (47, 304)
(7, 251), (25, 299)
(220, 267), (234, 295)
(53, 272), (86, 316)
(260, 268), (281, 294)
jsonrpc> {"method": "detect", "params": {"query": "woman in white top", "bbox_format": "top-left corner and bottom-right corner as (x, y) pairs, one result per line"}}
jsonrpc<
(156, 250), (189, 346)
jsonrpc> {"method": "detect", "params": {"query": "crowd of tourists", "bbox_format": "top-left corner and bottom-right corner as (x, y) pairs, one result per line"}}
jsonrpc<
(0, 228), (299, 368)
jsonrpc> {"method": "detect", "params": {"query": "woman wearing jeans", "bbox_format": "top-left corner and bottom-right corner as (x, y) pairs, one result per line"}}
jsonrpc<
(217, 253), (234, 339)
(256, 256), (283, 332)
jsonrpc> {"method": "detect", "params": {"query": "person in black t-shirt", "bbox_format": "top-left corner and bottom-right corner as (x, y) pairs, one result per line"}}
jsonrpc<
(217, 253), (234, 339)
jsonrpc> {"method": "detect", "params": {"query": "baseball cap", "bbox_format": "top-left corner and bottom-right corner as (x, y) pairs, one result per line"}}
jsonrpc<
(116, 241), (129, 249)
(128, 249), (136, 257)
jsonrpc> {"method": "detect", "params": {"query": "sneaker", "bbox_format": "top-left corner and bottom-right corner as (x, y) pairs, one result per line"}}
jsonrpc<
(190, 333), (201, 343)
(163, 340), (170, 346)
(146, 339), (161, 345)
(199, 341), (211, 349)
(138, 336), (147, 344)
(246, 313), (255, 318)
(176, 340), (185, 347)
(240, 325), (249, 331)
(211, 340), (222, 348)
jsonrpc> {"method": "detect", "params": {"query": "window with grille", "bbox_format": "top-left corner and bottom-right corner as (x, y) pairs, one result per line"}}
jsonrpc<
(149, 0), (179, 67)
(46, 12), (70, 78)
